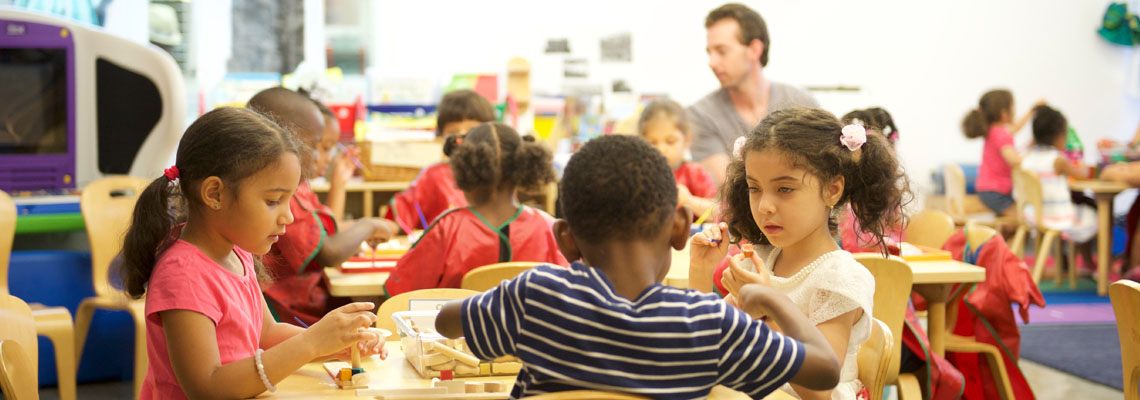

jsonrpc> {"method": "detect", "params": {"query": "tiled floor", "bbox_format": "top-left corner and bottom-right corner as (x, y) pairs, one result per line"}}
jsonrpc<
(36, 360), (1128, 400)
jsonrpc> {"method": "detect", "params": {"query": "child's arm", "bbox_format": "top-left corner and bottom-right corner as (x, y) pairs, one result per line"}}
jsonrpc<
(785, 310), (862, 399)
(325, 155), (354, 223)
(437, 299), (464, 339)
(160, 302), (376, 399)
(257, 299), (386, 362)
(738, 284), (841, 391)
(678, 185), (717, 220)
(1000, 146), (1022, 169)
(1009, 99), (1046, 135)
(316, 218), (397, 267)
(1053, 156), (1087, 180)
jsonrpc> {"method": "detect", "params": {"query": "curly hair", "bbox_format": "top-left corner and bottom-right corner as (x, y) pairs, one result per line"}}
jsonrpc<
(721, 107), (910, 253)
(1031, 105), (1067, 146)
(842, 107), (899, 145)
(447, 122), (554, 193)
(437, 90), (497, 137)
(560, 135), (677, 243)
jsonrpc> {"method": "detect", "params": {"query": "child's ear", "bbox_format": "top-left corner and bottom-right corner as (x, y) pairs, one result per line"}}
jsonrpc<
(825, 176), (845, 208)
(552, 219), (581, 262)
(670, 206), (694, 251)
(199, 176), (224, 210)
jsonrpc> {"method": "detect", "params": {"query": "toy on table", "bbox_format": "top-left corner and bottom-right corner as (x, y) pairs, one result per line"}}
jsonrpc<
(322, 327), (392, 389)
(356, 379), (511, 399)
(393, 310), (521, 378)
(893, 242), (952, 262)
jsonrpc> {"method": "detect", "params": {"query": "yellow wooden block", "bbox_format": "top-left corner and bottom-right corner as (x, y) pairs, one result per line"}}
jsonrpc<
(479, 363), (492, 375)
(491, 362), (521, 374)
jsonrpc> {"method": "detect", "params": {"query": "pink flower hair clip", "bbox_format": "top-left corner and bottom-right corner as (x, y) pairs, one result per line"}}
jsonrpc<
(840, 124), (867, 152)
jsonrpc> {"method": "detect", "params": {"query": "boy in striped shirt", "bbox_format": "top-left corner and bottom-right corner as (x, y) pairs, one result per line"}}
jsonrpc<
(437, 135), (839, 399)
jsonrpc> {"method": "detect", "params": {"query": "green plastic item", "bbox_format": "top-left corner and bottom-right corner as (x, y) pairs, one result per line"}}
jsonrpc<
(15, 213), (85, 234)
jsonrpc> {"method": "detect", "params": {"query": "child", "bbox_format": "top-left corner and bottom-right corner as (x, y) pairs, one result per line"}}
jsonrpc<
(961, 89), (1043, 217)
(120, 107), (384, 399)
(311, 98), (354, 222)
(841, 107), (898, 148)
(638, 98), (718, 218)
(246, 87), (397, 326)
(387, 89), (497, 231)
(1022, 105), (1097, 269)
(691, 107), (909, 399)
(838, 107), (904, 253)
(384, 122), (568, 296)
(435, 135), (841, 399)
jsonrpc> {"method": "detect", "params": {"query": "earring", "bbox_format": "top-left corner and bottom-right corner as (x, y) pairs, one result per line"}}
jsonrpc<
(212, 203), (220, 209)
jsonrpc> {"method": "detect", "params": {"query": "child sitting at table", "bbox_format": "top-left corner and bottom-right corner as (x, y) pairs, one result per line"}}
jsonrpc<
(638, 98), (718, 219)
(386, 89), (497, 231)
(246, 87), (398, 326)
(384, 122), (568, 296)
(435, 135), (841, 399)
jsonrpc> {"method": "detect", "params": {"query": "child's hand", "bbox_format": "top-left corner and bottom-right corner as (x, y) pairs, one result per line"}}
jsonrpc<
(303, 302), (378, 358)
(677, 184), (693, 208)
(365, 218), (397, 247)
(330, 152), (356, 187)
(331, 328), (389, 361)
(690, 222), (730, 270)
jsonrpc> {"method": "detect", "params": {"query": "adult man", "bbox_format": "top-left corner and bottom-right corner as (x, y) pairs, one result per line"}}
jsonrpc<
(690, 3), (819, 184)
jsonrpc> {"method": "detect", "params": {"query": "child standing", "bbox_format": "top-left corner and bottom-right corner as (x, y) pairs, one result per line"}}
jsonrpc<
(435, 135), (841, 399)
(247, 87), (398, 326)
(1022, 105), (1097, 267)
(962, 89), (1043, 217)
(387, 89), (497, 231)
(384, 122), (568, 296)
(639, 98), (718, 218)
(121, 107), (384, 399)
(691, 107), (909, 399)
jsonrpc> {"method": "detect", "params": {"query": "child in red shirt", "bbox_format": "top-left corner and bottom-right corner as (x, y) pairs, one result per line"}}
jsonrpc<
(120, 107), (385, 399)
(385, 122), (568, 296)
(638, 99), (718, 219)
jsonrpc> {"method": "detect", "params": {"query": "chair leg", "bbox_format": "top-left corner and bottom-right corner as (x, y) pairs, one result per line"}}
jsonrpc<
(979, 345), (1016, 400)
(72, 299), (96, 368)
(1067, 241), (1078, 289)
(33, 310), (76, 400)
(1032, 231), (1058, 284)
(896, 373), (922, 400)
(1053, 233), (1065, 286)
(129, 304), (147, 400)
(1010, 226), (1027, 258)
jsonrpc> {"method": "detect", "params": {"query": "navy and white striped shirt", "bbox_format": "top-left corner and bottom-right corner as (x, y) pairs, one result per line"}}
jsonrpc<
(461, 262), (805, 399)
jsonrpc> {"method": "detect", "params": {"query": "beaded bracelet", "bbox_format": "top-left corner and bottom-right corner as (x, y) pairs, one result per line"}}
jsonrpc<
(254, 349), (276, 392)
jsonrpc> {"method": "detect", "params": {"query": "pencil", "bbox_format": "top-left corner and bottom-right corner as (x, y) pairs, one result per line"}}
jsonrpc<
(694, 207), (714, 226)
(336, 143), (366, 170)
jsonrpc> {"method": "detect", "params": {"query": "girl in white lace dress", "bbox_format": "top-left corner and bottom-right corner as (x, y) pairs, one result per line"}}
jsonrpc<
(689, 108), (909, 400)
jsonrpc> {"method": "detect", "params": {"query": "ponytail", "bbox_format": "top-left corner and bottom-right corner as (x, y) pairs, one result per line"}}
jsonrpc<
(451, 122), (554, 192)
(961, 109), (989, 139)
(839, 130), (910, 254)
(962, 89), (1013, 139)
(121, 176), (183, 298)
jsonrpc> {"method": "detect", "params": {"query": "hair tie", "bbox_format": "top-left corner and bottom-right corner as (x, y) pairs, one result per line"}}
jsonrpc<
(163, 166), (180, 181)
(732, 136), (747, 158)
(840, 124), (867, 152)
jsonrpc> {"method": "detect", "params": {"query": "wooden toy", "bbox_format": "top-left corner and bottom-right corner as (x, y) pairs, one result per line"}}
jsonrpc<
(323, 361), (368, 389)
(393, 311), (523, 378)
(356, 380), (512, 399)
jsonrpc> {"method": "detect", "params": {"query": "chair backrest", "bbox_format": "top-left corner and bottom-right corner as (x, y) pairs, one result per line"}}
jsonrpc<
(461, 262), (543, 292)
(1011, 168), (1044, 227)
(949, 222), (998, 321)
(942, 163), (967, 219)
(80, 176), (151, 298)
(858, 318), (893, 400)
(376, 288), (479, 340)
(904, 209), (955, 249)
(522, 390), (651, 399)
(0, 294), (37, 388)
(0, 190), (15, 295)
(1110, 280), (1140, 400)
(0, 340), (38, 400)
(852, 253), (913, 385)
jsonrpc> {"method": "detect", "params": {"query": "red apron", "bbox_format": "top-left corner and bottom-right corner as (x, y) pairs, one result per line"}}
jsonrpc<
(387, 163), (468, 232)
(674, 162), (717, 199)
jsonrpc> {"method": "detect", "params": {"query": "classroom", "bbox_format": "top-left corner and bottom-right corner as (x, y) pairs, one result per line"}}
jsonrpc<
(0, 0), (1137, 399)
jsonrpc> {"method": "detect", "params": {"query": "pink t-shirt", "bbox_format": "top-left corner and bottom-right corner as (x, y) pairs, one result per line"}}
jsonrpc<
(141, 240), (264, 400)
(976, 125), (1014, 194)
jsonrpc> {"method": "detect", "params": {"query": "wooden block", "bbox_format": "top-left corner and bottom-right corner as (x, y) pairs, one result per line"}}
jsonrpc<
(479, 363), (492, 375)
(323, 361), (352, 380)
(433, 343), (480, 366)
(491, 362), (521, 374)
(491, 355), (518, 363)
(434, 380), (466, 393)
(351, 343), (362, 368)
(355, 387), (449, 397)
(351, 372), (371, 386)
(431, 360), (457, 371)
(484, 381), (507, 392)
(454, 363), (479, 375)
(440, 369), (453, 381)
(422, 351), (452, 366)
(465, 382), (485, 393)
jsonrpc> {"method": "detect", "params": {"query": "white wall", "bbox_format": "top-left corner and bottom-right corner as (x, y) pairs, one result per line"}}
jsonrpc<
(370, 0), (1140, 194)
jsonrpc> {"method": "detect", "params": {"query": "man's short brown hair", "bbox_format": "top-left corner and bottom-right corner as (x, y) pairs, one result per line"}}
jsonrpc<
(706, 3), (770, 67)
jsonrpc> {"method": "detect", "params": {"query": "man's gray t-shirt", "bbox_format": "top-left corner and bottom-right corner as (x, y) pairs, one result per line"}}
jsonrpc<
(688, 82), (819, 162)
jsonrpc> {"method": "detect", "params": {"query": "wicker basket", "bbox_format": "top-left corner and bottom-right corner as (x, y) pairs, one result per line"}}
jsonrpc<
(359, 140), (442, 182)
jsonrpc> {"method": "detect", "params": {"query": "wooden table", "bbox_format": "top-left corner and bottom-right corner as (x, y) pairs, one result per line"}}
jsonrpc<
(310, 180), (411, 218)
(1070, 179), (1131, 296)
(265, 342), (794, 399)
(907, 259), (986, 356)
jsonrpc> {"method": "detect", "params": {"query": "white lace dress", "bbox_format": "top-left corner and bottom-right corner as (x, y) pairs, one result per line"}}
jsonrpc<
(743, 247), (876, 400)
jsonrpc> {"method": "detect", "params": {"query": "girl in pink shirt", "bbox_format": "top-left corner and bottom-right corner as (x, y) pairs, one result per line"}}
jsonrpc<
(962, 89), (1043, 217)
(120, 107), (386, 399)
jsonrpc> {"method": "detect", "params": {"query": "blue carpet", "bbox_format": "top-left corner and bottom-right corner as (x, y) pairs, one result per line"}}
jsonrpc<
(1019, 323), (1123, 390)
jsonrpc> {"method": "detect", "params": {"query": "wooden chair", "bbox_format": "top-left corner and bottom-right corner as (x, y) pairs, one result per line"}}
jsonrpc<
(943, 163), (1015, 231)
(1110, 280), (1140, 400)
(1011, 168), (1075, 287)
(376, 288), (479, 340)
(0, 189), (76, 400)
(460, 262), (543, 292)
(904, 209), (955, 249)
(0, 340), (38, 400)
(75, 176), (150, 398)
(523, 390), (651, 399)
(852, 253), (920, 400)
(858, 318), (893, 400)
(945, 222), (1016, 400)
(0, 294), (39, 400)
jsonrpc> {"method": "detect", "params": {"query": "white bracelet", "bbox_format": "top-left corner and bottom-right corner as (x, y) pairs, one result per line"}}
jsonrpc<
(254, 349), (276, 392)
